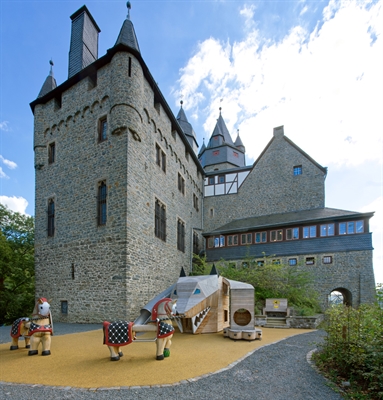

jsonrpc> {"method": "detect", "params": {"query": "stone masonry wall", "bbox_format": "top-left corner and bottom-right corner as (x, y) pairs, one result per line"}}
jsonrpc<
(203, 131), (326, 233)
(209, 249), (376, 310)
(34, 50), (203, 322)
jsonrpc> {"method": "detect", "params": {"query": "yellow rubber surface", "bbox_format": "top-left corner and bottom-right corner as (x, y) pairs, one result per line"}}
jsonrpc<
(0, 328), (313, 388)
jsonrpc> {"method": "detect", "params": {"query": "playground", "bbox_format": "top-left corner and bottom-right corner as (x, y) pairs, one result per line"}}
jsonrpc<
(0, 325), (312, 388)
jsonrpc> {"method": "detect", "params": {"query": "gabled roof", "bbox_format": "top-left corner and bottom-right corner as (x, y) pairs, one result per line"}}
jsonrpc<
(204, 208), (374, 236)
(253, 126), (327, 175)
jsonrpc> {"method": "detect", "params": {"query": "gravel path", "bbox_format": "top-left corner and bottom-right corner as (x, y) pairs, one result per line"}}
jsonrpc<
(0, 325), (342, 400)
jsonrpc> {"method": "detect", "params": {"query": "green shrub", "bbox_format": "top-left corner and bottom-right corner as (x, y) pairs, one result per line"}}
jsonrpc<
(314, 304), (383, 398)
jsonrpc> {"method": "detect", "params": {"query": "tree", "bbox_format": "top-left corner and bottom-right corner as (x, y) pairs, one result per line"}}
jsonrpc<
(0, 203), (35, 324)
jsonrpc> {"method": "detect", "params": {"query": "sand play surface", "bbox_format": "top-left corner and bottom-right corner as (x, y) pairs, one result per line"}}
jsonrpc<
(0, 327), (313, 388)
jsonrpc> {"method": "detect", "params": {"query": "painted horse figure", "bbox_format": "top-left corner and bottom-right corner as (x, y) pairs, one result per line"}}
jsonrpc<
(103, 298), (177, 361)
(10, 298), (53, 355)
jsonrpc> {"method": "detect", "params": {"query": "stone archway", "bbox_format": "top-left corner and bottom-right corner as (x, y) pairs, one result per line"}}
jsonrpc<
(328, 287), (353, 306)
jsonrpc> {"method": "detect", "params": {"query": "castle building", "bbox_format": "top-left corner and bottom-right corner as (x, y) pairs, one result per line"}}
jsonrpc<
(30, 4), (376, 322)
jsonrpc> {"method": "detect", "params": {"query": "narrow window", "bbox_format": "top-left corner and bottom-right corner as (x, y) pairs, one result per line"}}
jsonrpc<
(193, 232), (199, 254)
(208, 177), (214, 185)
(218, 175), (225, 184)
(97, 181), (107, 226)
(178, 173), (185, 195)
(48, 142), (55, 164)
(98, 117), (107, 142)
(177, 219), (185, 252)
(155, 144), (166, 172)
(61, 301), (68, 314)
(128, 57), (132, 77)
(193, 194), (199, 211)
(210, 208), (214, 217)
(293, 165), (302, 175)
(155, 199), (166, 241)
(47, 198), (55, 237)
(323, 256), (333, 264)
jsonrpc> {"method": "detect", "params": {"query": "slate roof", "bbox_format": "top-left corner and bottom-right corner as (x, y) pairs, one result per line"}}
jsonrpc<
(206, 233), (373, 261)
(115, 16), (140, 52)
(204, 207), (374, 236)
(176, 104), (198, 145)
(38, 64), (57, 98)
(208, 112), (234, 148)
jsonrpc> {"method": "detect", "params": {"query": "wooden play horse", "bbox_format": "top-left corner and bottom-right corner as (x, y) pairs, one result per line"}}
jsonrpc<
(103, 298), (177, 361)
(10, 298), (53, 356)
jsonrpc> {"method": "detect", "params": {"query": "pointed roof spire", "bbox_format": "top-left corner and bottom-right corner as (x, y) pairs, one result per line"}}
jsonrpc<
(179, 267), (187, 277)
(234, 128), (245, 152)
(38, 59), (57, 98)
(176, 100), (199, 153)
(198, 138), (206, 157)
(208, 109), (234, 148)
(115, 1), (140, 52)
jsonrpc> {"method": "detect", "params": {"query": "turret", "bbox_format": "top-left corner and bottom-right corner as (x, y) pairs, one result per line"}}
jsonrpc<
(176, 101), (199, 154)
(37, 60), (57, 98)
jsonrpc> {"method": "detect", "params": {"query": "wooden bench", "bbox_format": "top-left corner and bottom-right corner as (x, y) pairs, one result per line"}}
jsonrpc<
(263, 298), (290, 317)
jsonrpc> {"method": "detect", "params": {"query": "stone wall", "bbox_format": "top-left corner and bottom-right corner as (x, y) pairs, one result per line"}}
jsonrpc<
(33, 49), (203, 322)
(203, 130), (326, 233)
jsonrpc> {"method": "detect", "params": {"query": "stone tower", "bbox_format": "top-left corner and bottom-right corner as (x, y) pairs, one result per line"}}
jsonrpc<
(30, 4), (204, 323)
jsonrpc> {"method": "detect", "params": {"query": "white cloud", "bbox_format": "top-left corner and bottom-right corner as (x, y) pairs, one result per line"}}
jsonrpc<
(0, 155), (17, 170)
(0, 196), (29, 215)
(176, 0), (383, 167)
(0, 167), (9, 179)
(361, 196), (383, 285)
(0, 121), (10, 132)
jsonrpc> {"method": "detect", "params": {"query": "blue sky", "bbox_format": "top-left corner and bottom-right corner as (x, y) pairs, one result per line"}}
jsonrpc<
(0, 0), (382, 283)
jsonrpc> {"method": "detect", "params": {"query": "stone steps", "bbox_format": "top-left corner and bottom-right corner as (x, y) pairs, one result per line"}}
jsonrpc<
(265, 317), (289, 328)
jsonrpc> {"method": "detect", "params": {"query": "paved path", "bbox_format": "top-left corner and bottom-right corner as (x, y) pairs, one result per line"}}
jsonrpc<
(0, 324), (342, 400)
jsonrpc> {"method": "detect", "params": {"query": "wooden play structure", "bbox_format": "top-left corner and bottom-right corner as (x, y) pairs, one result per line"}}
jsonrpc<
(171, 266), (262, 340)
(222, 278), (262, 340)
(10, 297), (53, 356)
(103, 298), (177, 361)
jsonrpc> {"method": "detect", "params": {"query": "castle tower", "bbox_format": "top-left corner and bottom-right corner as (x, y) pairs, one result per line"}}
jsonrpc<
(198, 109), (245, 172)
(30, 3), (204, 323)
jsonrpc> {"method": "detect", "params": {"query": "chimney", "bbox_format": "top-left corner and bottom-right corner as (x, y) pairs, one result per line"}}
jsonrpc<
(68, 5), (101, 79)
(273, 126), (284, 138)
